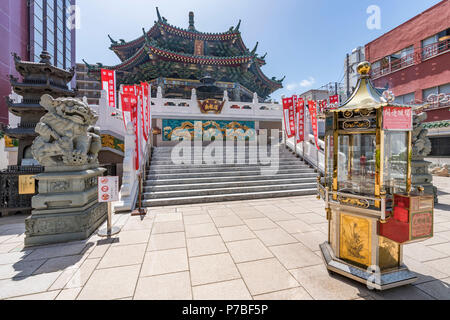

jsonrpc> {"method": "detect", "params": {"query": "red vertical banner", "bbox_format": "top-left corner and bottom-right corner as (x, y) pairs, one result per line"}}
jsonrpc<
(101, 69), (116, 108)
(282, 97), (295, 138)
(130, 95), (140, 171)
(296, 98), (305, 143)
(120, 94), (132, 130)
(308, 101), (320, 150)
(141, 82), (150, 140)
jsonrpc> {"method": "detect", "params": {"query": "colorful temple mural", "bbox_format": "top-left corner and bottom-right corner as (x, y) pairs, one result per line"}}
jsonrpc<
(162, 119), (255, 141)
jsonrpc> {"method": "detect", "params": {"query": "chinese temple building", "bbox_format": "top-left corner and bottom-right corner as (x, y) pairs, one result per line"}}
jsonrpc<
(5, 51), (76, 165)
(83, 8), (284, 147)
(85, 8), (283, 101)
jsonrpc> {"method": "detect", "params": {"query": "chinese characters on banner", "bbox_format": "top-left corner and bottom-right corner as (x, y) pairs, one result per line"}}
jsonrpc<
(296, 98), (305, 143)
(329, 95), (339, 109)
(308, 101), (320, 150)
(282, 97), (295, 138)
(383, 107), (412, 130)
(101, 69), (116, 108)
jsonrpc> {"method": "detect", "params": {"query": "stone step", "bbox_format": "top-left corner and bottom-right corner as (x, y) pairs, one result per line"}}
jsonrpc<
(147, 164), (309, 174)
(141, 188), (317, 207)
(148, 159), (304, 166)
(144, 177), (317, 192)
(148, 161), (305, 169)
(143, 181), (317, 199)
(147, 168), (313, 179)
(144, 172), (316, 186)
(150, 155), (300, 161)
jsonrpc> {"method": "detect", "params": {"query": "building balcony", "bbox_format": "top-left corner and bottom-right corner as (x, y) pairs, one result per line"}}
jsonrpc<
(371, 39), (449, 80)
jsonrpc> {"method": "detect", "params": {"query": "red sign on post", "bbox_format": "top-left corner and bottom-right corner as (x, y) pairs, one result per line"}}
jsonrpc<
(383, 107), (412, 131)
(101, 69), (116, 108)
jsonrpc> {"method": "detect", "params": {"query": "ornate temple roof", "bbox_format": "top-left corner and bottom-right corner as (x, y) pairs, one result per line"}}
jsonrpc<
(85, 8), (282, 98)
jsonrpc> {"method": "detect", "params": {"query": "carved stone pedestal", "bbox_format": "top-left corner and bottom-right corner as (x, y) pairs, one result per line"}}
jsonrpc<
(24, 165), (107, 247)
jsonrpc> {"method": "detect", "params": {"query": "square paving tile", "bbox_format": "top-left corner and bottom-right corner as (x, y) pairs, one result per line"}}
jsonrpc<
(218, 225), (256, 242)
(0, 271), (62, 300)
(134, 271), (192, 300)
(140, 248), (188, 277)
(64, 258), (101, 289)
(253, 287), (312, 300)
(264, 211), (296, 222)
(413, 277), (450, 300)
(186, 236), (227, 257)
(152, 221), (184, 234)
(110, 230), (151, 247)
(244, 218), (278, 231)
(207, 208), (234, 217)
(295, 213), (324, 224)
(369, 284), (435, 300)
(33, 255), (85, 275)
(232, 208), (265, 220)
(77, 265), (140, 300)
(226, 239), (273, 263)
(148, 232), (186, 251)
(193, 279), (252, 300)
(0, 259), (46, 280)
(7, 290), (60, 300)
(97, 244), (146, 269)
(189, 253), (240, 286)
(276, 219), (316, 234)
(290, 265), (370, 300)
(424, 257), (450, 276)
(56, 287), (82, 300)
(154, 212), (182, 222)
(120, 218), (153, 231)
(237, 258), (299, 296)
(403, 243), (447, 262)
(23, 242), (89, 261)
(293, 231), (327, 251)
(269, 243), (323, 269)
(183, 214), (213, 225)
(254, 228), (298, 246)
(185, 223), (218, 238)
(212, 214), (244, 228)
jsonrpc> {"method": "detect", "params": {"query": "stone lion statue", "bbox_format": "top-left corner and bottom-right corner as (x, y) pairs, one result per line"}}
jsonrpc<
(31, 94), (102, 166)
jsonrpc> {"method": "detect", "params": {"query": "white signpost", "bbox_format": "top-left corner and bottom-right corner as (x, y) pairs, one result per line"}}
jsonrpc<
(97, 176), (121, 237)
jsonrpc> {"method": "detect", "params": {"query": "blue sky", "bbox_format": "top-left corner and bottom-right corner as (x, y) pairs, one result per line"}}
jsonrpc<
(76, 0), (442, 101)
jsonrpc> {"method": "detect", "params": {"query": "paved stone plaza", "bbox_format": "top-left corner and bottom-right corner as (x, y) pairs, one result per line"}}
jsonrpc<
(0, 176), (449, 300)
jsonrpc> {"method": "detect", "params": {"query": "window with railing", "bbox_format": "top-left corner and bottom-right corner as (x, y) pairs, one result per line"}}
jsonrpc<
(371, 46), (415, 78)
(422, 28), (450, 60)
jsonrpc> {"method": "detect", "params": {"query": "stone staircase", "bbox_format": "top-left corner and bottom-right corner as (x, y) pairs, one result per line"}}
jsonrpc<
(142, 144), (317, 207)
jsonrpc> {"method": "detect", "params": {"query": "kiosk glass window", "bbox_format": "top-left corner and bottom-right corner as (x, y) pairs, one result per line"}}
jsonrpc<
(325, 135), (334, 187)
(383, 132), (408, 194)
(338, 134), (376, 196)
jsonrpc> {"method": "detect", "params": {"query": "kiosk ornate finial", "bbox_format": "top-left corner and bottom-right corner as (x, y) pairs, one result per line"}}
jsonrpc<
(356, 61), (371, 76)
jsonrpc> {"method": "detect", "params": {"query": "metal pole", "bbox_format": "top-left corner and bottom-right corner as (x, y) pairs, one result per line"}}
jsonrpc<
(98, 200), (120, 237)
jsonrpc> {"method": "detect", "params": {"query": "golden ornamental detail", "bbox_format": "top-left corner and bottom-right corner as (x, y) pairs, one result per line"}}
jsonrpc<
(343, 120), (371, 130)
(338, 195), (370, 208)
(198, 99), (225, 114)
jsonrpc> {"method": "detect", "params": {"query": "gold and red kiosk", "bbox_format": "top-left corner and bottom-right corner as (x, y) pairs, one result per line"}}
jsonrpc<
(317, 61), (434, 290)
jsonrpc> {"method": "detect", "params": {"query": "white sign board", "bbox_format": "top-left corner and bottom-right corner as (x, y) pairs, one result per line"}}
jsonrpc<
(98, 176), (119, 202)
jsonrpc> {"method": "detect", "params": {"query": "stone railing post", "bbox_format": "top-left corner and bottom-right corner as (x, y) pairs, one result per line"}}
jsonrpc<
(114, 121), (139, 212)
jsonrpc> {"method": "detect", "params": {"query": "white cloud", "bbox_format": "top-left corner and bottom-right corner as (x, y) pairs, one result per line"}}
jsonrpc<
(285, 77), (316, 91)
(299, 77), (316, 88)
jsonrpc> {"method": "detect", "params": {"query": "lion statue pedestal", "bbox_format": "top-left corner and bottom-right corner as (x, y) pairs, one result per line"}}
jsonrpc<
(25, 94), (108, 247)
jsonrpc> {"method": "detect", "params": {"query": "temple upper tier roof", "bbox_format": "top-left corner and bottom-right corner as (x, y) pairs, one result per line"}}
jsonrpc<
(85, 8), (282, 98)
